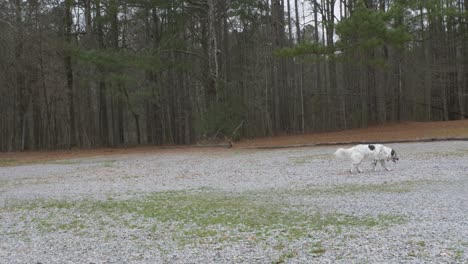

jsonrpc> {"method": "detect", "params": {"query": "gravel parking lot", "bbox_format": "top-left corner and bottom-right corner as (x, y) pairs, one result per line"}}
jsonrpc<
(1, 141), (467, 263)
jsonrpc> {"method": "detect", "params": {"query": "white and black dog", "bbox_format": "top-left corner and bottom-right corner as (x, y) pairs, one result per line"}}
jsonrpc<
(334, 144), (399, 173)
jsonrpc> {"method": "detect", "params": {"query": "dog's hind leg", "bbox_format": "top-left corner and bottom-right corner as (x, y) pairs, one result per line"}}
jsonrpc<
(350, 164), (360, 173)
(350, 153), (363, 173)
(356, 165), (362, 173)
(380, 160), (392, 171)
(351, 162), (362, 173)
(356, 164), (363, 173)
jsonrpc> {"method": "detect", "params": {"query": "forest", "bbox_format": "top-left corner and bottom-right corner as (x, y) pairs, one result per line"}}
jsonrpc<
(0, 0), (467, 151)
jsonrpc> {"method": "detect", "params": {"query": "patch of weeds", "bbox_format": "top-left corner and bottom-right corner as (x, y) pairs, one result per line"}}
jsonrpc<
(0, 180), (7, 189)
(289, 154), (329, 164)
(100, 160), (116, 167)
(273, 242), (286, 251)
(273, 250), (297, 264)
(417, 150), (468, 159)
(47, 160), (81, 165)
(183, 228), (219, 239)
(20, 190), (406, 246)
(121, 175), (141, 180)
(407, 240), (429, 259)
(122, 219), (142, 229)
(284, 180), (442, 197)
(32, 214), (87, 233)
(103, 233), (117, 241)
(416, 241), (426, 247)
(31, 216), (54, 232)
(449, 247), (464, 261)
(0, 159), (23, 167)
(310, 242), (326, 256)
(0, 177), (61, 189)
(330, 183), (412, 194)
(315, 213), (405, 230)
(0, 158), (81, 167)
(57, 219), (87, 231)
(31, 199), (77, 210)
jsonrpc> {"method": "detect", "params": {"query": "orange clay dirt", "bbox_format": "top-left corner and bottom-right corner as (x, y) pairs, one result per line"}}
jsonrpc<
(1, 120), (468, 163)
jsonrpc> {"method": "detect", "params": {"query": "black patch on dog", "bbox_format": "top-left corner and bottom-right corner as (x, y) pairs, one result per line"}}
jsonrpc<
(368, 144), (375, 150)
(391, 149), (395, 156)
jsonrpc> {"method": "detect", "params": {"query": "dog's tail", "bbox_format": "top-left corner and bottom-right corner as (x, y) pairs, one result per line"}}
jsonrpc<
(333, 148), (351, 159)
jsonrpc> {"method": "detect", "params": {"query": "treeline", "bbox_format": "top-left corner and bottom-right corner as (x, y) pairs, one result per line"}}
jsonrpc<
(0, 0), (467, 151)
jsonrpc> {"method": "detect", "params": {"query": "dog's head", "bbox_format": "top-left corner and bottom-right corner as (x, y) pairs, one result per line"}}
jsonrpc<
(390, 149), (399, 163)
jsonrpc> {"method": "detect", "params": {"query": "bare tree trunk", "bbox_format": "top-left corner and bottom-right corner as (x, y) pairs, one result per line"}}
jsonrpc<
(360, 60), (368, 128)
(294, 0), (301, 42)
(294, 0), (304, 132)
(286, 0), (292, 41)
(65, 0), (76, 148)
(456, 8), (465, 118)
(13, 0), (27, 150)
(271, 0), (284, 132)
(207, 0), (219, 102)
(96, 0), (109, 146)
(38, 23), (51, 148)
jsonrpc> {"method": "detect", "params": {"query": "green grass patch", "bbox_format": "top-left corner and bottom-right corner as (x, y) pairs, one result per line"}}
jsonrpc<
(449, 247), (465, 261)
(309, 242), (326, 255)
(417, 149), (468, 158)
(0, 159), (34, 167)
(0, 178), (55, 189)
(0, 158), (78, 167)
(18, 190), (406, 246)
(281, 180), (444, 197)
(416, 241), (426, 247)
(100, 160), (116, 167)
(289, 154), (330, 164)
(32, 214), (87, 233)
(0, 158), (115, 167)
(273, 250), (298, 263)
(277, 182), (413, 197)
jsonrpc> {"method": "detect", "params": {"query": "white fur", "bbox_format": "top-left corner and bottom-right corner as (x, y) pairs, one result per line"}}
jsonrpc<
(334, 144), (396, 173)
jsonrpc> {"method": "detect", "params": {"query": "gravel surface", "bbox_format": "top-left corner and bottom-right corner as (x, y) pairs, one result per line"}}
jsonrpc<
(1, 141), (467, 263)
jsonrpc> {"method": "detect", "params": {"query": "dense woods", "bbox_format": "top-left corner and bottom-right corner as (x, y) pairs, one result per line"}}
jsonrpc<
(0, 0), (467, 151)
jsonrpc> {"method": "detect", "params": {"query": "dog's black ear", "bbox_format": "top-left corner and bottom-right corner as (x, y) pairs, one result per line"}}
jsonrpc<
(391, 149), (396, 156)
(368, 144), (375, 150)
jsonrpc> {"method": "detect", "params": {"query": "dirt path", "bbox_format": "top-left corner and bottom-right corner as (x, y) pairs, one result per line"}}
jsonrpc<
(1, 120), (468, 163)
(235, 120), (468, 148)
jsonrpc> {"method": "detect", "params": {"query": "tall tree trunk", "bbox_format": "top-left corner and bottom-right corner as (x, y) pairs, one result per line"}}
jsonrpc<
(65, 0), (76, 148)
(294, 0), (301, 42)
(14, 0), (27, 150)
(96, 0), (109, 146)
(110, 0), (125, 144)
(324, 0), (338, 128)
(294, 0), (304, 132)
(207, 0), (219, 102)
(422, 4), (432, 121)
(286, 0), (292, 42)
(271, 0), (283, 132)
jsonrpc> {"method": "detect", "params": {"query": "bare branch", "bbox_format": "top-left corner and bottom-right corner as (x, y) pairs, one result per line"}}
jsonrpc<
(0, 18), (15, 29)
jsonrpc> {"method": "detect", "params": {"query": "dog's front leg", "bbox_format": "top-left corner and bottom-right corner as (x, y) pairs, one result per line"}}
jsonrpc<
(372, 160), (378, 171)
(379, 160), (392, 171)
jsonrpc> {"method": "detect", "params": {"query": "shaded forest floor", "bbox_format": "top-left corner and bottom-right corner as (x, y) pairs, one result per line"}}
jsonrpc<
(1, 120), (468, 165)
